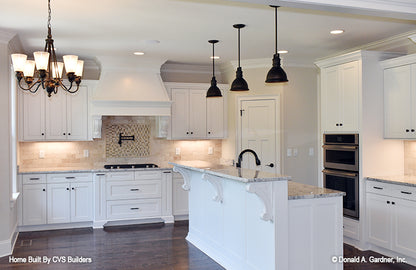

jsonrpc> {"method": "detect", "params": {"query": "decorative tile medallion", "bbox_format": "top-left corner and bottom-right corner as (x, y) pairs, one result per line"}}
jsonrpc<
(105, 123), (150, 157)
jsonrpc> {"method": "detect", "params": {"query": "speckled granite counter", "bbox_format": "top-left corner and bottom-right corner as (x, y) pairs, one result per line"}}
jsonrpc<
(366, 175), (416, 188)
(170, 161), (344, 200)
(17, 166), (172, 174)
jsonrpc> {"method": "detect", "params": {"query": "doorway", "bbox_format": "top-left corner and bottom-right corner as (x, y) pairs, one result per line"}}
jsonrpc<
(237, 96), (281, 174)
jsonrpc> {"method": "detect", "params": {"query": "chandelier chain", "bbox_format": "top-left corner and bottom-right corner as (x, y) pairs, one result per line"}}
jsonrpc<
(47, 0), (52, 30)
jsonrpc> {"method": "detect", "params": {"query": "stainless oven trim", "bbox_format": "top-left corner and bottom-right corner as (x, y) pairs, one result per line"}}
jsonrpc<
(323, 169), (359, 219)
(323, 134), (359, 145)
(323, 145), (359, 172)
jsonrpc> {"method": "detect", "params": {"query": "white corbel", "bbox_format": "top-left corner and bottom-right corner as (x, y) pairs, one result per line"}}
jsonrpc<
(173, 166), (191, 191)
(246, 182), (273, 222)
(202, 173), (224, 203)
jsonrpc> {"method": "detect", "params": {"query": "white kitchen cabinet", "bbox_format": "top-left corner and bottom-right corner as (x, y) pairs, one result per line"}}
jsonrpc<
(366, 180), (416, 259)
(22, 90), (46, 141)
(320, 60), (359, 133)
(172, 172), (188, 217)
(19, 85), (89, 141)
(22, 184), (47, 225)
(47, 173), (93, 224)
(206, 97), (224, 138)
(382, 54), (416, 139)
(165, 83), (227, 140)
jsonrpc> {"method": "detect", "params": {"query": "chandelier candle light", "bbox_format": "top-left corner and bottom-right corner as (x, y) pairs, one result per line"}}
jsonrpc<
(206, 40), (223, 98)
(11, 0), (83, 97)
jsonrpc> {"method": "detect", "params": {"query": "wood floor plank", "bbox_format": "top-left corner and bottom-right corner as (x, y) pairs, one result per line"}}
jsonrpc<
(0, 222), (414, 269)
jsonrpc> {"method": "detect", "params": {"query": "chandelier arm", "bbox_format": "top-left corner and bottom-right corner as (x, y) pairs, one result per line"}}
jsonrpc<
(59, 80), (70, 91)
(17, 78), (41, 92)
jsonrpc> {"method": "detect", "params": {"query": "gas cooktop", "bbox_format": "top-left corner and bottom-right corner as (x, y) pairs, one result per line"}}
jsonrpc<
(104, 164), (159, 169)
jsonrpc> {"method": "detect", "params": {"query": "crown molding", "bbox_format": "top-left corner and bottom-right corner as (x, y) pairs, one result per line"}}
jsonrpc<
(0, 29), (15, 45)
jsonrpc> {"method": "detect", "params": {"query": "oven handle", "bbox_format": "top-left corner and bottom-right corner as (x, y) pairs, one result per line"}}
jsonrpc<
(323, 169), (358, 178)
(322, 145), (358, 150)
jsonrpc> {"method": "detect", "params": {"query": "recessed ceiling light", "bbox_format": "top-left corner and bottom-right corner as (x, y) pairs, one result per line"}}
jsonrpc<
(210, 56), (220, 60)
(330, 29), (345, 35)
(278, 50), (288, 54)
(134, 52), (145, 56)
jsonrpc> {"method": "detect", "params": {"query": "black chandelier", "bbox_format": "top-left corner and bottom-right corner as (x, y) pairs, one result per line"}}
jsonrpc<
(206, 40), (223, 98)
(11, 0), (83, 97)
(230, 24), (249, 91)
(265, 5), (288, 83)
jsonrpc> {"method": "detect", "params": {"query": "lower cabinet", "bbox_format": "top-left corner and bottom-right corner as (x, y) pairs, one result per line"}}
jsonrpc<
(22, 184), (47, 225)
(367, 180), (416, 259)
(173, 172), (188, 217)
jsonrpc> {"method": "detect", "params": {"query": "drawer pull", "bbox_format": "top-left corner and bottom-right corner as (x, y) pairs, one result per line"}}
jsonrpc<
(96, 173), (106, 176)
(163, 171), (172, 174)
(65, 177), (76, 179)
(130, 207), (139, 210)
(130, 188), (140, 191)
(29, 177), (40, 180)
(373, 186), (383, 190)
(401, 191), (412, 195)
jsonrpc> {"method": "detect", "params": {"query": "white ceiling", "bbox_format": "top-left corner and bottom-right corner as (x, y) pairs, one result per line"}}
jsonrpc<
(0, 0), (416, 68)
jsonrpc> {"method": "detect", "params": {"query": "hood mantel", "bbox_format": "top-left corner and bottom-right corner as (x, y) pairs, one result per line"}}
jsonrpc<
(91, 57), (172, 116)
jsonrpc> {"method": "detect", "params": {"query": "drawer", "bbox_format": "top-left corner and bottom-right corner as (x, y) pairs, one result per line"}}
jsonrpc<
(22, 174), (46, 184)
(366, 181), (392, 196)
(134, 170), (162, 180)
(106, 199), (161, 220)
(47, 173), (92, 183)
(105, 171), (134, 181)
(391, 185), (416, 202)
(106, 180), (161, 200)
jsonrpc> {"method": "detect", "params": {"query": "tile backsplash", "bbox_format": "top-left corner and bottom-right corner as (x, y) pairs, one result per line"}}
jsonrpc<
(405, 141), (416, 175)
(18, 116), (222, 170)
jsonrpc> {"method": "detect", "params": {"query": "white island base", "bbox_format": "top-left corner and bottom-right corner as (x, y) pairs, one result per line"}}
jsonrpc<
(172, 163), (344, 270)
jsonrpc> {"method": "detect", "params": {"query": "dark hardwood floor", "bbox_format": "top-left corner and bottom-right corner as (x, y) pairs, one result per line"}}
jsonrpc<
(0, 222), (414, 270)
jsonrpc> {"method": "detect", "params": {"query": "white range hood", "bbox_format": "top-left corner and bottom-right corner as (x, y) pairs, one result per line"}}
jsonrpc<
(91, 57), (172, 117)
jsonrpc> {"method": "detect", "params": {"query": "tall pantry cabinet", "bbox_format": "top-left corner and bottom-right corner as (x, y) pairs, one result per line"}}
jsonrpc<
(315, 50), (404, 247)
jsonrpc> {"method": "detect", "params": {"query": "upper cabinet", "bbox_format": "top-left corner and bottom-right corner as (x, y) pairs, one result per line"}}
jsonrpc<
(19, 82), (92, 141)
(319, 60), (360, 133)
(165, 83), (227, 140)
(382, 55), (416, 139)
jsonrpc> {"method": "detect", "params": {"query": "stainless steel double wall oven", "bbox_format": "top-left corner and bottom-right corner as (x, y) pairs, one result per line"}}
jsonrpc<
(323, 134), (359, 219)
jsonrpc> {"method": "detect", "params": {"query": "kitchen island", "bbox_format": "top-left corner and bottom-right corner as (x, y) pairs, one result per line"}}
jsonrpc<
(171, 162), (344, 270)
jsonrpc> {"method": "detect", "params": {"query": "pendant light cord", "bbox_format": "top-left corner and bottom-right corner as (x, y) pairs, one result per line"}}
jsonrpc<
(238, 27), (241, 68)
(212, 42), (215, 77)
(274, 6), (278, 55)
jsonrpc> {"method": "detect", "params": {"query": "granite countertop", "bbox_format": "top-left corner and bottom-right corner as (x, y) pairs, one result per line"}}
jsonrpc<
(288, 181), (345, 200)
(169, 161), (291, 183)
(18, 166), (173, 175)
(366, 175), (416, 188)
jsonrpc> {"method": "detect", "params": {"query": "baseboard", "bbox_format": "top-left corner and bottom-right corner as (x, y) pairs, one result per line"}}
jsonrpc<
(18, 222), (93, 232)
(0, 224), (18, 258)
(174, 214), (189, 221)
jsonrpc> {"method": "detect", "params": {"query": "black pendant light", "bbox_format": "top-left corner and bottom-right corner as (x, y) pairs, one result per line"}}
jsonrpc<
(230, 24), (249, 91)
(265, 5), (288, 83)
(206, 40), (223, 98)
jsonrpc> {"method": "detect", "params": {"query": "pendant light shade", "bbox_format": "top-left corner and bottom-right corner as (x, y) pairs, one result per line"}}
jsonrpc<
(206, 40), (223, 98)
(265, 6), (288, 83)
(230, 24), (249, 91)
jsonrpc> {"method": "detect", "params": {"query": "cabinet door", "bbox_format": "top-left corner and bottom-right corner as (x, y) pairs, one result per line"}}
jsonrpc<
(206, 95), (224, 138)
(367, 193), (391, 249)
(173, 175), (189, 216)
(22, 90), (46, 141)
(171, 89), (189, 138)
(47, 183), (71, 224)
(339, 61), (359, 132)
(22, 184), (47, 225)
(71, 182), (93, 222)
(392, 198), (416, 258)
(321, 66), (341, 132)
(45, 91), (67, 140)
(189, 90), (207, 138)
(384, 65), (413, 138)
(66, 86), (88, 140)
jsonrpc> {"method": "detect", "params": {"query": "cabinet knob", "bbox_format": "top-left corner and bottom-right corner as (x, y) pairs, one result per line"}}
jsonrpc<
(208, 131), (211, 135)
(387, 201), (391, 204)
(186, 132), (189, 134)
(340, 123), (343, 126)
(63, 133), (66, 135)
(72, 187), (75, 190)
(392, 201), (395, 205)
(406, 129), (410, 132)
(190, 132), (193, 135)
(41, 133), (45, 136)
(66, 188), (70, 191)
(336, 123), (339, 126)
(412, 129), (415, 132)
(68, 133), (71, 135)
(42, 189), (46, 192)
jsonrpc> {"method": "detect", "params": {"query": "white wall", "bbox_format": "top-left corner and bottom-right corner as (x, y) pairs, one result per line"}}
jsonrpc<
(0, 31), (20, 257)
(222, 64), (319, 186)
